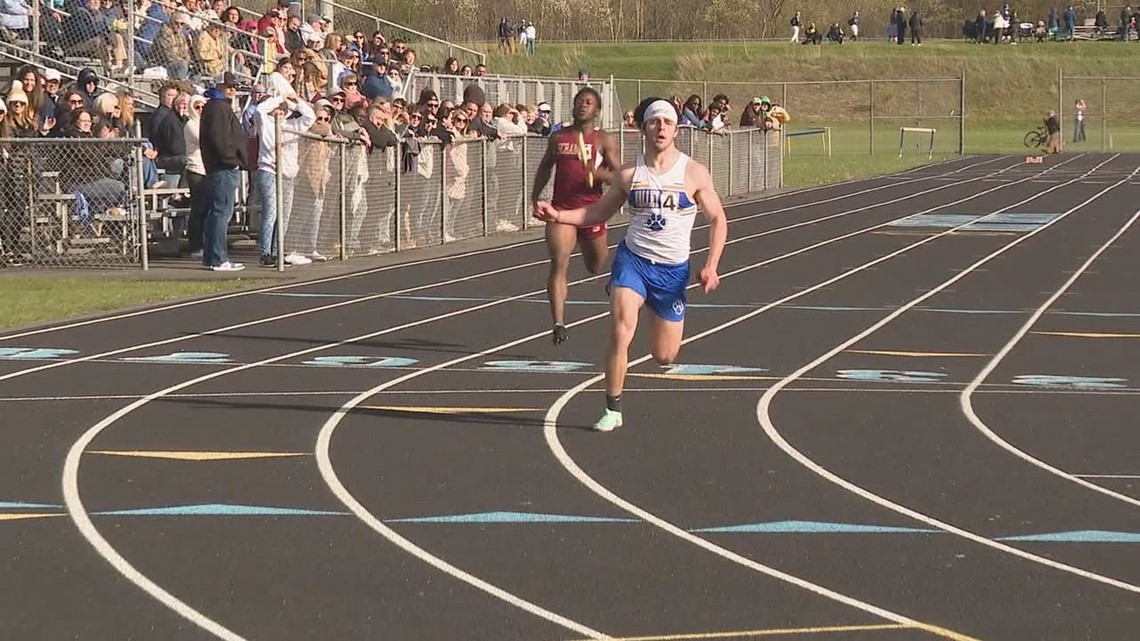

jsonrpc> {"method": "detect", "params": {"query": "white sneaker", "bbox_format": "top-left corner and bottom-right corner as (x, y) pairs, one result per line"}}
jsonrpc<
(211, 261), (244, 272)
(189, 250), (203, 259)
(309, 251), (329, 262)
(592, 409), (623, 432)
(284, 252), (312, 265)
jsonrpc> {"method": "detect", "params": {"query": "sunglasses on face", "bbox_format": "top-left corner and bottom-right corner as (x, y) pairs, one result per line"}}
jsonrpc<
(316, 116), (330, 122)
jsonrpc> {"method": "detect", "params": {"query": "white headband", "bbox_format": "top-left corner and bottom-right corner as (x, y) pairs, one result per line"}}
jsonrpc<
(642, 99), (677, 125)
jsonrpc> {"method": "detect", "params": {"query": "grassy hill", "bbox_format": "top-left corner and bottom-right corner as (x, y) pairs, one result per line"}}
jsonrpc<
(458, 39), (1140, 183)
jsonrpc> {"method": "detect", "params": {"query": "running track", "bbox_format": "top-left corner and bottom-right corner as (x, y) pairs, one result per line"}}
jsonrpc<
(3, 154), (1140, 640)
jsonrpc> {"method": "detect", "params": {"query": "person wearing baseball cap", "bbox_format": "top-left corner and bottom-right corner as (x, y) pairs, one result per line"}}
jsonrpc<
(533, 96), (727, 432)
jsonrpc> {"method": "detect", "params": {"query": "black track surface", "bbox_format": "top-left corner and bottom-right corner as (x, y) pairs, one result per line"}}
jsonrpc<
(3, 154), (1140, 641)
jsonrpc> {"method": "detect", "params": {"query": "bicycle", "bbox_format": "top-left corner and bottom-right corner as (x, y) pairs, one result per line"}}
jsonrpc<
(1024, 126), (1049, 149)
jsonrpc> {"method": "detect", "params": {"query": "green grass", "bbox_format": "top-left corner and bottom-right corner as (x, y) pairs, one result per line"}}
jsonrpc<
(462, 39), (1140, 186)
(0, 277), (264, 330)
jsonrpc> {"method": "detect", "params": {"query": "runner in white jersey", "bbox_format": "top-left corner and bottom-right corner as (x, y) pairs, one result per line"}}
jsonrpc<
(534, 97), (728, 432)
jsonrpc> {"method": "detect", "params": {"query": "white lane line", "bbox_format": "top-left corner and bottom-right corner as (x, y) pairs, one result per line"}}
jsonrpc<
(61, 156), (1035, 639)
(538, 159), (1115, 639)
(1, 158), (1021, 387)
(3, 157), (1000, 344)
(57, 160), (1013, 640)
(755, 163), (1140, 594)
(16, 384), (1140, 404)
(1075, 474), (1140, 480)
(960, 206), (1140, 509)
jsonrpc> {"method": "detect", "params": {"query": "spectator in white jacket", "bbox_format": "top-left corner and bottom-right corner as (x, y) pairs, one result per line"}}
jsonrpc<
(0, 0), (30, 35)
(183, 94), (208, 258)
(254, 94), (315, 266)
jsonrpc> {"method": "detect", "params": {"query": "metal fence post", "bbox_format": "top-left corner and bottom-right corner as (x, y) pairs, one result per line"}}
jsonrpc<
(135, 147), (148, 270)
(338, 144), (347, 260)
(521, 135), (529, 230)
(959, 72), (966, 155)
(1101, 76), (1107, 153)
(275, 114), (284, 272)
(869, 80), (875, 155)
(440, 143), (448, 244)
(727, 133), (734, 197)
(481, 139), (489, 236)
(394, 142), (402, 252)
(748, 130), (755, 193)
(1058, 67), (1064, 140)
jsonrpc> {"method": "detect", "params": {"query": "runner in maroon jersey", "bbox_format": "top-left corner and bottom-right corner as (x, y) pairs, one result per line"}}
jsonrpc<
(532, 87), (621, 345)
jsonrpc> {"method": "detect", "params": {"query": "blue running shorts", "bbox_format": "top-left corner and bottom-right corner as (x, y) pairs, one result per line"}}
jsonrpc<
(609, 241), (690, 322)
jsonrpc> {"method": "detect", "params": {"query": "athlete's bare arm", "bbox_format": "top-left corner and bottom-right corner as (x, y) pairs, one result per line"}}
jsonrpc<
(592, 130), (623, 185)
(535, 165), (632, 227)
(690, 160), (726, 293)
(531, 134), (558, 205)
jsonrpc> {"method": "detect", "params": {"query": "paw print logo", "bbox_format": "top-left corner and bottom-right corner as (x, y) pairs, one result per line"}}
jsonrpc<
(646, 212), (667, 232)
(672, 299), (685, 315)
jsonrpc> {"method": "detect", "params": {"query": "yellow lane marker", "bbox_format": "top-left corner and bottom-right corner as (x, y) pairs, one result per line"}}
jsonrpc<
(1032, 331), (1140, 339)
(88, 451), (308, 461)
(846, 350), (988, 357)
(0, 513), (64, 522)
(564, 623), (920, 641)
(628, 373), (776, 381)
(359, 405), (544, 414)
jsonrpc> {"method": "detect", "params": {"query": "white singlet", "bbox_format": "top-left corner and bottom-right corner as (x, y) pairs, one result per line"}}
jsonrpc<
(623, 152), (699, 265)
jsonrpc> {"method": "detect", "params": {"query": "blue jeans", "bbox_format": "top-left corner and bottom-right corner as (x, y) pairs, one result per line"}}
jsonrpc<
(203, 169), (239, 267)
(254, 169), (294, 258)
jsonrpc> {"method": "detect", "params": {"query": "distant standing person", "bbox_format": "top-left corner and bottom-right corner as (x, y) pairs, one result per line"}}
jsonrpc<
(790, 12), (802, 42)
(1073, 99), (1086, 142)
(1045, 110), (1062, 154)
(198, 87), (249, 271)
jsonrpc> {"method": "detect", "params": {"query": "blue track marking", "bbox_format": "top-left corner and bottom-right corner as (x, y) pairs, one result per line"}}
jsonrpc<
(95, 504), (348, 516)
(692, 520), (941, 534)
(386, 511), (639, 524)
(997, 530), (1140, 543)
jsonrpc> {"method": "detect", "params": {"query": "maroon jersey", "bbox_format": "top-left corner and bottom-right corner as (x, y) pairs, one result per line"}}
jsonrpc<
(551, 127), (604, 210)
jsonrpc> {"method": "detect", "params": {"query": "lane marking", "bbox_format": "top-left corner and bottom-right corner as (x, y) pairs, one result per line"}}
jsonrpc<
(756, 162), (1140, 595)
(1076, 474), (1140, 479)
(995, 530), (1140, 543)
(845, 350), (987, 357)
(1030, 331), (1140, 339)
(359, 405), (544, 414)
(692, 521), (939, 534)
(61, 156), (1036, 640)
(88, 451), (308, 461)
(21, 384), (1140, 404)
(0, 513), (66, 521)
(564, 623), (917, 641)
(95, 504), (346, 517)
(0, 159), (1016, 387)
(960, 206), (1140, 510)
(386, 511), (638, 524)
(1, 156), (1004, 345)
(540, 157), (1113, 639)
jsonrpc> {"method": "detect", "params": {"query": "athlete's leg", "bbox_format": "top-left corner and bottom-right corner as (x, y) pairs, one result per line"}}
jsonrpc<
(648, 314), (685, 365)
(578, 226), (610, 275)
(545, 222), (577, 343)
(605, 285), (644, 397)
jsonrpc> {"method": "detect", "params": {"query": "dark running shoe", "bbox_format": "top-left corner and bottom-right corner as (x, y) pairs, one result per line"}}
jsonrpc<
(552, 324), (568, 345)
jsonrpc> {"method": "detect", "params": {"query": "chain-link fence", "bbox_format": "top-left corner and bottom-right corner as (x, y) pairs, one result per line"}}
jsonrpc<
(613, 77), (965, 158)
(1059, 74), (1140, 152)
(0, 137), (149, 268)
(410, 72), (620, 130)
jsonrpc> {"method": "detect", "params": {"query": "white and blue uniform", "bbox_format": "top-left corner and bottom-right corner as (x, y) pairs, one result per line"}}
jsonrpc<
(611, 152), (699, 322)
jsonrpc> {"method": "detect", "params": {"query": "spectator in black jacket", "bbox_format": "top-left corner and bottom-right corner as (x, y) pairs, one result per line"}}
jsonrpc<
(199, 87), (248, 271)
(147, 84), (186, 187)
